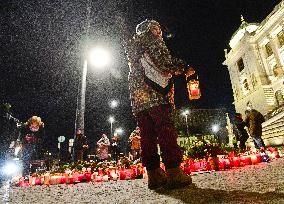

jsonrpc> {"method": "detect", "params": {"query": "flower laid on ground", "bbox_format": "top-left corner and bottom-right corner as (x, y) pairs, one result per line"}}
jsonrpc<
(183, 137), (241, 160)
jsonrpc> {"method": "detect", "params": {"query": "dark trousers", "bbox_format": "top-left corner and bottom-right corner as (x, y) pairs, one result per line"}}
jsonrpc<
(252, 135), (265, 149)
(111, 145), (120, 162)
(74, 150), (83, 162)
(137, 105), (182, 171)
(22, 144), (37, 176)
(131, 149), (141, 161)
(239, 136), (249, 150)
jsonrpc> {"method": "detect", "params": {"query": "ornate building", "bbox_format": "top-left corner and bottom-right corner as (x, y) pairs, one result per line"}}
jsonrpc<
(223, 1), (284, 146)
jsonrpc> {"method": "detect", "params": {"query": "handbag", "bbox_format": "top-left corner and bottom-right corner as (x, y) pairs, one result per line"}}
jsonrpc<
(140, 53), (171, 95)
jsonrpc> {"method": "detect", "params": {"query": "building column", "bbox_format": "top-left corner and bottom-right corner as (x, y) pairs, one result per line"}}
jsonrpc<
(256, 44), (273, 80)
(268, 36), (284, 76)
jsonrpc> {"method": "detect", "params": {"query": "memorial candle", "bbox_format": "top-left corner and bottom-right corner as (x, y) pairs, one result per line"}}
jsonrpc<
(250, 155), (258, 165)
(119, 170), (126, 180)
(233, 157), (240, 167)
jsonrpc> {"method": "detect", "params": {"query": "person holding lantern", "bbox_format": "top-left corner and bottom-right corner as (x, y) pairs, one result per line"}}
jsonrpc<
(97, 133), (110, 161)
(111, 132), (121, 162)
(127, 19), (192, 189)
(18, 116), (45, 177)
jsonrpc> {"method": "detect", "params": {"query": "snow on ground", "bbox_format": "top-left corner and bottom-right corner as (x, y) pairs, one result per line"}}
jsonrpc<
(2, 158), (284, 204)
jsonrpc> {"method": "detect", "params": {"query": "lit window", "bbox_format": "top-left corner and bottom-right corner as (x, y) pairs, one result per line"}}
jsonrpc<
(237, 58), (244, 72)
(265, 43), (273, 57)
(277, 30), (284, 47)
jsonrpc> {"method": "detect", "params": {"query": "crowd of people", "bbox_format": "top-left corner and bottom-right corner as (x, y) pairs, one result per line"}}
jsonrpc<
(73, 127), (142, 164)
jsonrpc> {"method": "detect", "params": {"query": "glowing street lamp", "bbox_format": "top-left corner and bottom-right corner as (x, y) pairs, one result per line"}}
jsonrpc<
(114, 127), (123, 135)
(110, 99), (119, 109)
(89, 47), (111, 69)
(212, 124), (220, 133)
(182, 110), (190, 136)
(75, 47), (112, 135)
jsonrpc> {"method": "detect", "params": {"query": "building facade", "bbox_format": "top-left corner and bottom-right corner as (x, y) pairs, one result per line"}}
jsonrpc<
(223, 1), (284, 146)
(223, 1), (284, 116)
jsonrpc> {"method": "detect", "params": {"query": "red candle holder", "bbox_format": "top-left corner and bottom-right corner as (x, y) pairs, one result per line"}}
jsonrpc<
(218, 159), (224, 170)
(66, 176), (74, 184)
(256, 154), (262, 163)
(60, 176), (67, 184)
(250, 155), (258, 165)
(19, 179), (30, 187)
(183, 165), (191, 175)
(232, 156), (240, 167)
(84, 172), (92, 182)
(244, 156), (252, 165)
(223, 158), (231, 169)
(119, 170), (126, 180)
(193, 161), (203, 171)
(78, 174), (85, 182)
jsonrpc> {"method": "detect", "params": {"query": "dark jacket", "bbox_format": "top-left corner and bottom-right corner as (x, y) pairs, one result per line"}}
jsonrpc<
(74, 134), (87, 151)
(244, 109), (265, 137)
(233, 117), (249, 141)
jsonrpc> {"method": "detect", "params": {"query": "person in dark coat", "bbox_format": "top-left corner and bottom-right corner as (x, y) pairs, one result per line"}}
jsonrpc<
(244, 109), (266, 149)
(73, 128), (88, 162)
(18, 116), (45, 176)
(232, 113), (249, 150)
(111, 133), (121, 162)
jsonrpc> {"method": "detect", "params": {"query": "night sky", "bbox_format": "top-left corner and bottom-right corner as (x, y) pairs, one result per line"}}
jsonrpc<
(0, 0), (281, 152)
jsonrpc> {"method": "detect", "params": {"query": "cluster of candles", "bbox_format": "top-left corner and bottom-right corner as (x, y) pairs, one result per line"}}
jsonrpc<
(18, 166), (144, 187)
(18, 148), (281, 187)
(181, 148), (281, 174)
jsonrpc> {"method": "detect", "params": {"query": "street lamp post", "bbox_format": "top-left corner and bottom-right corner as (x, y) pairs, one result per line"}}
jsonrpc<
(75, 60), (88, 135)
(182, 110), (190, 136)
(75, 47), (112, 133)
(109, 116), (115, 137)
(74, 47), (111, 162)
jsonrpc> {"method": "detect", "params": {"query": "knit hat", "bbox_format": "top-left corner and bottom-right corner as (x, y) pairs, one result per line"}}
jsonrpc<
(136, 19), (160, 35)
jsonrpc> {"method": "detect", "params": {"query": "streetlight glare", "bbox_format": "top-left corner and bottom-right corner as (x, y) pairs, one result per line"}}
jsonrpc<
(212, 124), (220, 133)
(182, 109), (190, 116)
(109, 116), (115, 123)
(110, 100), (119, 109)
(114, 128), (123, 134)
(89, 47), (111, 69)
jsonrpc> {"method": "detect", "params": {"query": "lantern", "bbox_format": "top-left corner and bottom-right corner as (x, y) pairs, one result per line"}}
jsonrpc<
(187, 80), (201, 100)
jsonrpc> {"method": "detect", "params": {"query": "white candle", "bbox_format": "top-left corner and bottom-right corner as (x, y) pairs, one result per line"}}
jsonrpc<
(102, 175), (109, 182)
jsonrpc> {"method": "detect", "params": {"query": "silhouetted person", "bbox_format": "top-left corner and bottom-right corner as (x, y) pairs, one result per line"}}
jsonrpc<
(244, 109), (265, 149)
(233, 113), (249, 150)
(74, 128), (88, 162)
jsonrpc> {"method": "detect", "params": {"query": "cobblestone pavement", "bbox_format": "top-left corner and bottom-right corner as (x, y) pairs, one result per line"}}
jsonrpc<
(1, 158), (284, 204)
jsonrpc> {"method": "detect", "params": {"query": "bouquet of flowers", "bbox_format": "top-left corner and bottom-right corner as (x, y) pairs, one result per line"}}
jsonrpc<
(187, 140), (207, 160)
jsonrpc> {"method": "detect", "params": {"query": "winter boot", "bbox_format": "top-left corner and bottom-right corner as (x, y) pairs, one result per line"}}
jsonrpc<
(165, 167), (192, 189)
(147, 168), (168, 190)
